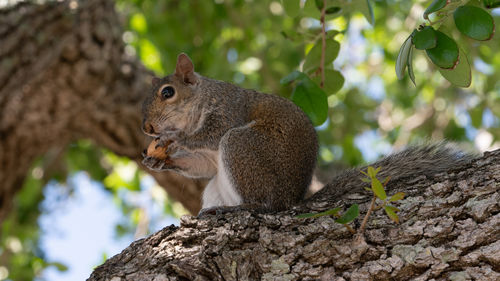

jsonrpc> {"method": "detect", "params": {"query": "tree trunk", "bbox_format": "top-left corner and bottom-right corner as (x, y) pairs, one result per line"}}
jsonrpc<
(88, 149), (499, 281)
(0, 0), (205, 219)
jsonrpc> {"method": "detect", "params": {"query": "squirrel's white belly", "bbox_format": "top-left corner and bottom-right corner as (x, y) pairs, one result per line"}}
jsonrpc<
(202, 151), (242, 208)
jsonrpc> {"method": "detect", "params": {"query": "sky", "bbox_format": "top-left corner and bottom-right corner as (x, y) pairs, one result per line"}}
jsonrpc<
(38, 173), (180, 281)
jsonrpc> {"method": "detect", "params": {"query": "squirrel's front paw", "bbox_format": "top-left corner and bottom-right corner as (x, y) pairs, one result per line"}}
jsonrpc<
(142, 156), (176, 171)
(156, 131), (186, 155)
(142, 156), (163, 170)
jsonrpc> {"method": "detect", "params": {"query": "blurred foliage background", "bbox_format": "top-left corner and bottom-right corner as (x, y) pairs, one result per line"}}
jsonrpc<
(1, 0), (498, 280)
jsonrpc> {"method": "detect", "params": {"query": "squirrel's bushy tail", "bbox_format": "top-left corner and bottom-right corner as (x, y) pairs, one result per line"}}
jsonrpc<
(312, 142), (476, 200)
(372, 142), (474, 179)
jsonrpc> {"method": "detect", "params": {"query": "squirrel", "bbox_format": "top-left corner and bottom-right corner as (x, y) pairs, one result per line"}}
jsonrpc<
(141, 53), (474, 215)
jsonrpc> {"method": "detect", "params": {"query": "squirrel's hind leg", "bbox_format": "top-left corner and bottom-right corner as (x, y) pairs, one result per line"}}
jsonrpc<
(201, 151), (243, 209)
(220, 123), (303, 212)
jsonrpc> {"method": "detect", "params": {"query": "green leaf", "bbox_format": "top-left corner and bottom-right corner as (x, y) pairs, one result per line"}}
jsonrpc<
(315, 0), (324, 10)
(327, 29), (341, 38)
(454, 6), (495, 41)
(282, 0), (301, 17)
(130, 13), (147, 33)
(335, 204), (359, 224)
(312, 69), (344, 96)
(138, 38), (165, 74)
(353, 0), (374, 25)
(281, 70), (307, 84)
(483, 0), (500, 8)
(367, 166), (376, 178)
(325, 7), (341, 14)
(371, 177), (387, 200)
(303, 0), (321, 18)
(296, 207), (341, 218)
(303, 38), (341, 73)
(396, 35), (413, 80)
(324, 69), (344, 94)
(407, 45), (416, 86)
(425, 31), (459, 69)
(413, 26), (437, 50)
(424, 0), (449, 20)
(389, 192), (405, 202)
(282, 70), (331, 125)
(437, 47), (471, 87)
(384, 205), (400, 223)
(291, 78), (329, 126)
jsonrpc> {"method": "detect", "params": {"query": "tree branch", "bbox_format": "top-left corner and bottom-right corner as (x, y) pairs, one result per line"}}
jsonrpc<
(88, 149), (500, 281)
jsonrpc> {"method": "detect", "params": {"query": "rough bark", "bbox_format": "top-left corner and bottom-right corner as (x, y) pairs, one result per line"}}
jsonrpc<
(88, 149), (499, 281)
(0, 0), (205, 219)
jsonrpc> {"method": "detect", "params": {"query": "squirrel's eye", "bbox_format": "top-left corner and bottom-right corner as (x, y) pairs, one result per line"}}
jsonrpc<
(161, 86), (175, 99)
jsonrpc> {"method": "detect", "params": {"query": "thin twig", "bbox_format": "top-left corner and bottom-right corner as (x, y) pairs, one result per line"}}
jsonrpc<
(319, 0), (326, 88)
(344, 224), (356, 234)
(359, 196), (377, 234)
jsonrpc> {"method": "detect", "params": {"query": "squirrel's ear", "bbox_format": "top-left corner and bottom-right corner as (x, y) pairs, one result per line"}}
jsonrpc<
(175, 53), (198, 85)
(152, 77), (161, 87)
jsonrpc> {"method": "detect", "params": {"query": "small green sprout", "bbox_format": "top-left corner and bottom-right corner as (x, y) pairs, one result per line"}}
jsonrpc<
(297, 166), (405, 235)
(359, 166), (405, 229)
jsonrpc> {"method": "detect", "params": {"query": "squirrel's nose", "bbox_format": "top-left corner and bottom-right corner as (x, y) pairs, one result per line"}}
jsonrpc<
(142, 120), (157, 136)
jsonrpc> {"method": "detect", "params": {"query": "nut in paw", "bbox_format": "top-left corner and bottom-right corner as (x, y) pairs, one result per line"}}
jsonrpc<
(142, 138), (174, 171)
(145, 138), (171, 160)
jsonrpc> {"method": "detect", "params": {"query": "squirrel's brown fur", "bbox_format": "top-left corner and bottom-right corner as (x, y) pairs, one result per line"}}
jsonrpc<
(142, 53), (317, 212)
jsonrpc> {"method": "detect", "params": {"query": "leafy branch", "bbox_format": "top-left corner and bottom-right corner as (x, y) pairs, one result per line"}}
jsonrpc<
(360, 167), (405, 228)
(297, 166), (405, 236)
(280, 0), (360, 126)
(396, 0), (497, 87)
